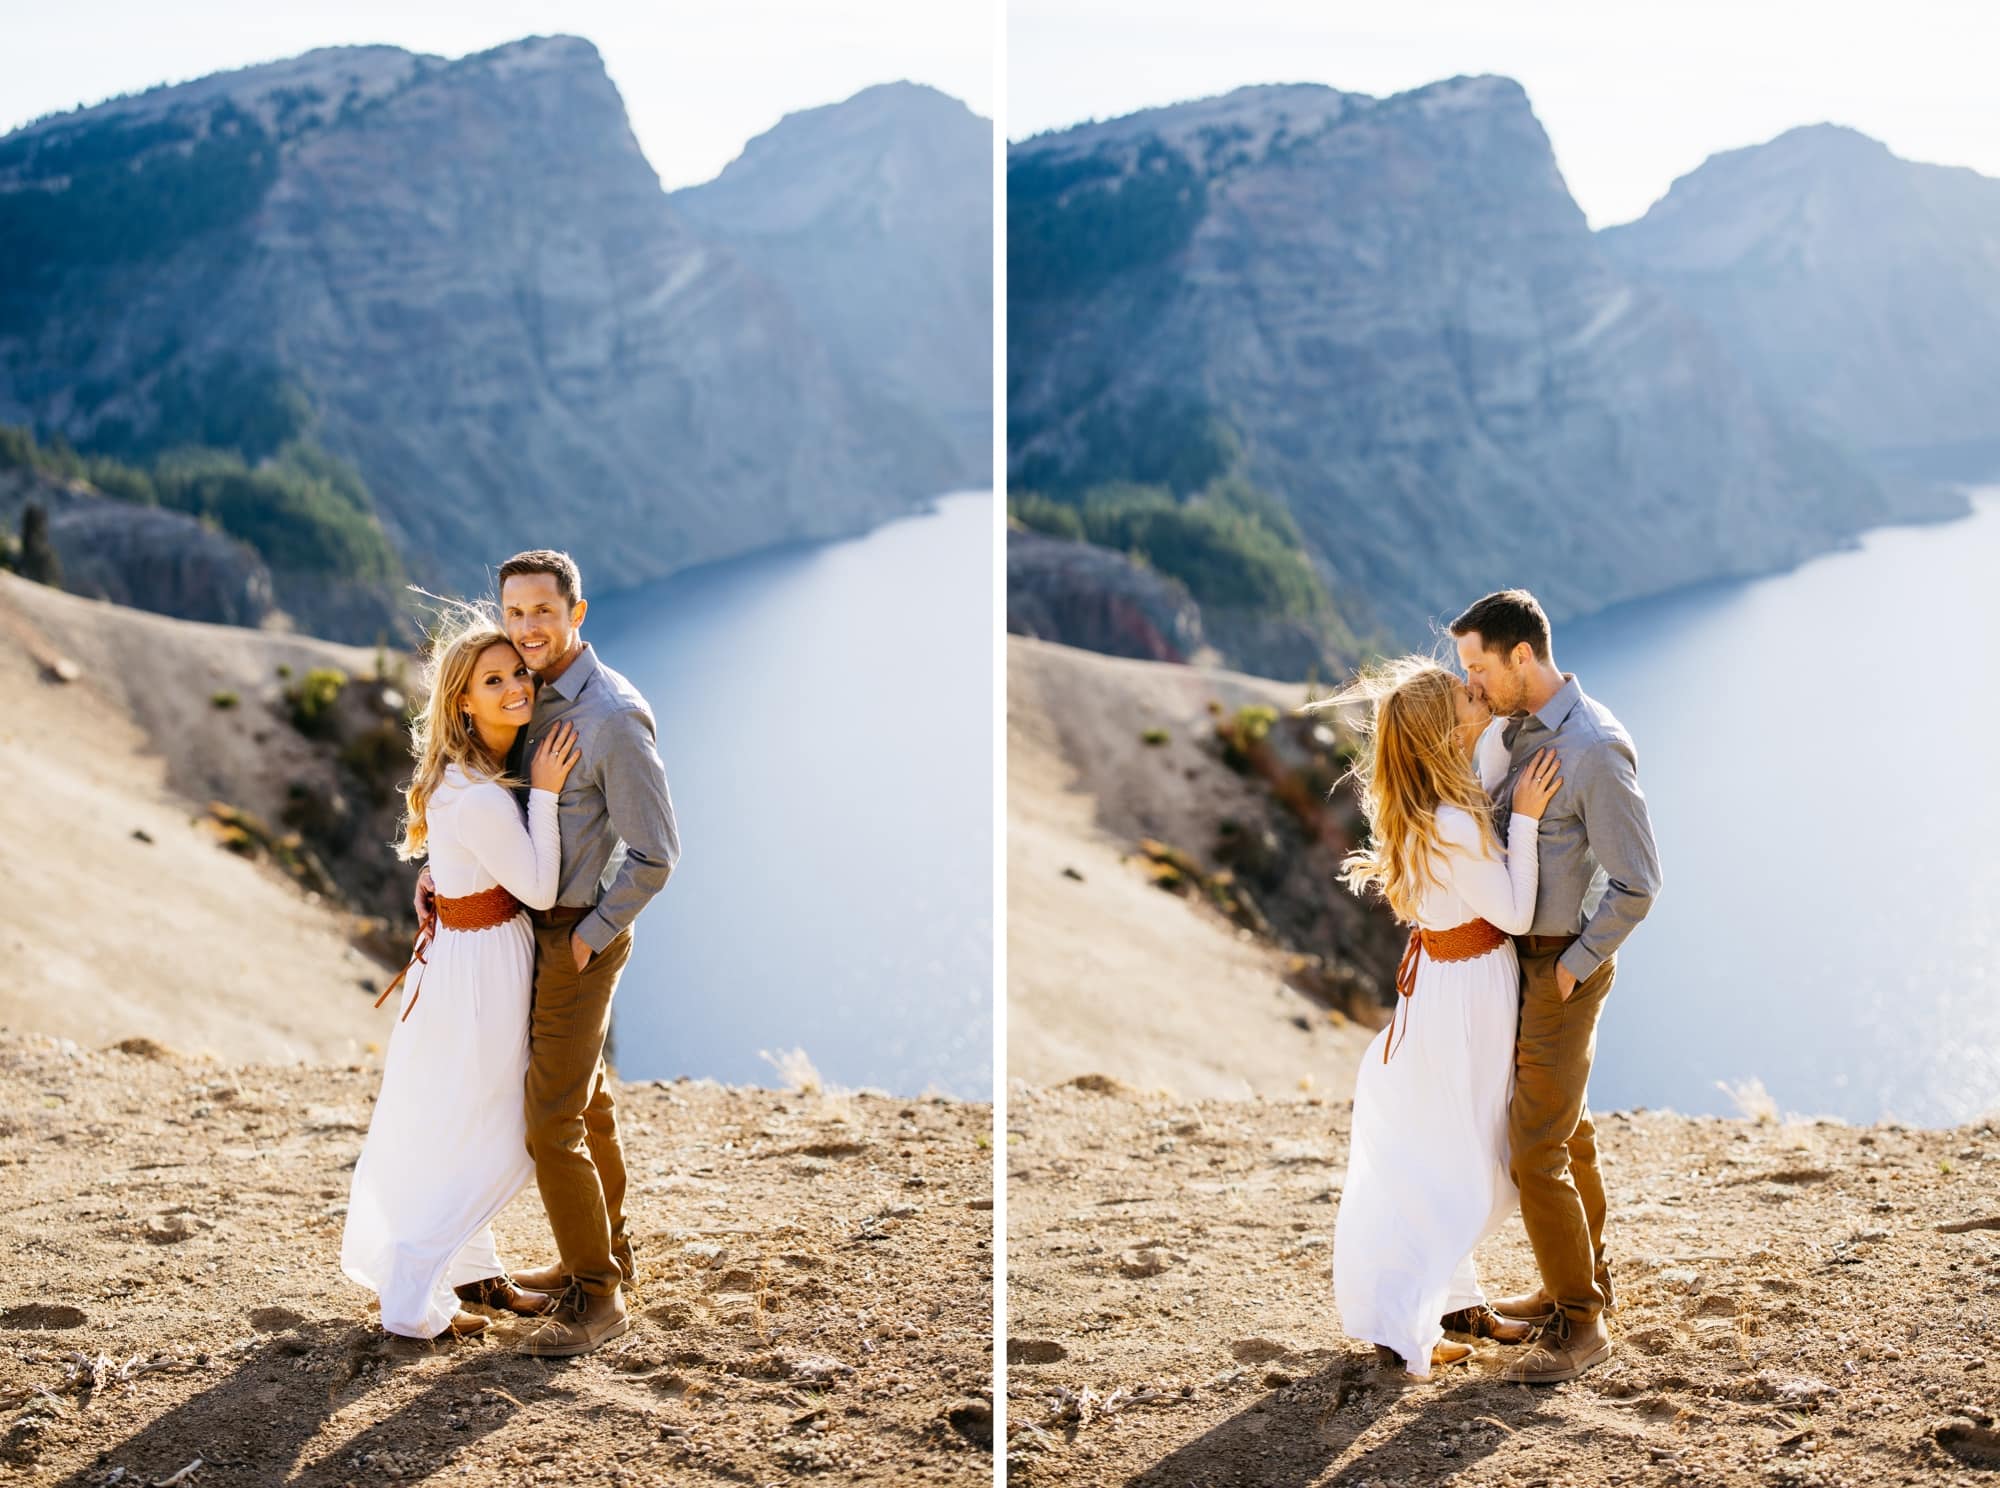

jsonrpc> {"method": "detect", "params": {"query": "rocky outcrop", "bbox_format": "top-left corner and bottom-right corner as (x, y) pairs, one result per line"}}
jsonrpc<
(1007, 529), (1205, 663)
(1009, 79), (1958, 648)
(50, 504), (277, 626)
(1601, 124), (2000, 478)
(674, 82), (994, 487)
(0, 468), (276, 626)
(0, 38), (989, 633)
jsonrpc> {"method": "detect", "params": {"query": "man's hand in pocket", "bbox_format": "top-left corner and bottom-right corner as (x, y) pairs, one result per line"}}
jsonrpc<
(571, 930), (594, 973)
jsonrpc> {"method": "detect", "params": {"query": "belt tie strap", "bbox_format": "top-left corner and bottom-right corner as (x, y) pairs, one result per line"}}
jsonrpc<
(375, 883), (524, 1022)
(1386, 917), (1509, 1063)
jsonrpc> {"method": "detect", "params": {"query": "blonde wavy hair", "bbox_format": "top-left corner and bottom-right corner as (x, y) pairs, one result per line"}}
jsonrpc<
(396, 605), (525, 862)
(1316, 655), (1499, 922)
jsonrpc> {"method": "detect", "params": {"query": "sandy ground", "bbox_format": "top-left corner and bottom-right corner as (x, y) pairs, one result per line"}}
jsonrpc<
(0, 573), (394, 1063)
(1005, 1082), (2000, 1487)
(1007, 637), (1375, 1100)
(0, 1031), (995, 1486)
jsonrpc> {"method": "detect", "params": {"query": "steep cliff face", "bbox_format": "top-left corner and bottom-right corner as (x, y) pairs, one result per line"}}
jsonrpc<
(0, 38), (981, 630)
(674, 82), (994, 486)
(1009, 80), (1947, 650)
(1601, 124), (2000, 476)
(0, 468), (276, 627)
(1007, 528), (1205, 663)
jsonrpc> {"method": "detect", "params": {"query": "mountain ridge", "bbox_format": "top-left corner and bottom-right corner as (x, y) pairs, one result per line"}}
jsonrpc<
(1602, 121), (2000, 470)
(1007, 77), (1962, 662)
(0, 38), (991, 638)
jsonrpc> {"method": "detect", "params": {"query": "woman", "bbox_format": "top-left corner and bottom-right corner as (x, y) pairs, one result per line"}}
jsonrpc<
(1325, 657), (1561, 1379)
(341, 613), (580, 1340)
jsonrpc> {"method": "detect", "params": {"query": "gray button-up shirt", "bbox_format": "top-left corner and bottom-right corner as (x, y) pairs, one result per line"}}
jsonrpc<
(1493, 674), (1660, 983)
(517, 642), (681, 954)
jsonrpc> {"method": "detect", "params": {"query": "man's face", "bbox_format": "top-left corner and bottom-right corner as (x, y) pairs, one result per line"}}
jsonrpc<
(1456, 631), (1530, 717)
(501, 572), (585, 673)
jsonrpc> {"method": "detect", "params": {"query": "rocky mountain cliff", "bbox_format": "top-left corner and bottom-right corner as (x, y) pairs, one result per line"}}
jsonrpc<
(1601, 124), (2000, 478)
(674, 81), (993, 486)
(0, 38), (990, 636)
(0, 466), (277, 626)
(1008, 80), (1961, 654)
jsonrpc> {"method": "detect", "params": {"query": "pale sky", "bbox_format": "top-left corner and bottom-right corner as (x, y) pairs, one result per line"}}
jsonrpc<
(1010, 0), (2000, 227)
(1, 0), (997, 190)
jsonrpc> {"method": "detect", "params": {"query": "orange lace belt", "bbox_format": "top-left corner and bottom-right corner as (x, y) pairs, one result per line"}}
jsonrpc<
(374, 884), (523, 1022)
(1384, 918), (1510, 1063)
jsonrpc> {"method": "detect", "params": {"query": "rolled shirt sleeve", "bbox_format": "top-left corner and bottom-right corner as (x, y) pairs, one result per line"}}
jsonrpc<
(575, 705), (681, 954)
(1558, 736), (1662, 983)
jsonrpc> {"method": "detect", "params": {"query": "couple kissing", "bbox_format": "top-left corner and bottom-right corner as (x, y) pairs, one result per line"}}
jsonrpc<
(1327, 588), (1662, 1385)
(340, 548), (682, 1355)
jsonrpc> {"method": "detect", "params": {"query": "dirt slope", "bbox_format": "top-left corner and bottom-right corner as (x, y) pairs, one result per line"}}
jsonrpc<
(1, 573), (392, 1062)
(1008, 636), (1376, 1100)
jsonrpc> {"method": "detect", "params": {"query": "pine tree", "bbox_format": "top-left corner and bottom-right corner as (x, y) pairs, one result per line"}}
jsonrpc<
(18, 503), (62, 588)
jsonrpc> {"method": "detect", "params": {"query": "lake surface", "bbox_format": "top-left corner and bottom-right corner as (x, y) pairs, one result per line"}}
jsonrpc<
(1560, 489), (2000, 1127)
(584, 492), (993, 1099)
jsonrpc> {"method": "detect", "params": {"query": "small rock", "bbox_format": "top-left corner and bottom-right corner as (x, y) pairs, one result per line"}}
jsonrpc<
(942, 1398), (993, 1450)
(1007, 1338), (1067, 1366)
(1119, 1247), (1173, 1278)
(144, 1213), (198, 1244)
(1229, 1338), (1296, 1364)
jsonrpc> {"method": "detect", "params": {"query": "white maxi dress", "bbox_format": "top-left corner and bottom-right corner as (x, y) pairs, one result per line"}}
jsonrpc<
(1333, 734), (1539, 1376)
(341, 766), (559, 1338)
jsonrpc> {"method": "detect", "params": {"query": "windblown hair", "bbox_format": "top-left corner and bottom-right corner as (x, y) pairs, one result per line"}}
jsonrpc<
(1315, 655), (1499, 922)
(397, 605), (523, 862)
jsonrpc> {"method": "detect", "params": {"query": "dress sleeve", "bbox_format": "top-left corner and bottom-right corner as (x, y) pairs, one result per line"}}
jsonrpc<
(453, 784), (561, 910)
(1476, 717), (1512, 794)
(1437, 805), (1540, 935)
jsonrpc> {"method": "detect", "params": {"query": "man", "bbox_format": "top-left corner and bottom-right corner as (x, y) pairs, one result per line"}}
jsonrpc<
(1451, 589), (1660, 1385)
(417, 549), (680, 1356)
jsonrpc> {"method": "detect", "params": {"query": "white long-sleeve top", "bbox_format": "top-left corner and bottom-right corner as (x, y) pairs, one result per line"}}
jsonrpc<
(424, 764), (561, 909)
(1411, 804), (1541, 935)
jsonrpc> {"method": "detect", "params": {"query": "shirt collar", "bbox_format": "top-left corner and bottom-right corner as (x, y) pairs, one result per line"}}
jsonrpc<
(1529, 673), (1583, 733)
(542, 641), (598, 703)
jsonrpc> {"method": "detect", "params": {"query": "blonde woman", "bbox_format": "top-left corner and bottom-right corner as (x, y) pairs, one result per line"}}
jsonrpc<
(341, 615), (580, 1340)
(1326, 658), (1561, 1379)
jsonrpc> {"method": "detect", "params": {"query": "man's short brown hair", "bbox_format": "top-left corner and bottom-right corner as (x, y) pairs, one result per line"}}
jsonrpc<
(1449, 588), (1551, 662)
(498, 549), (583, 606)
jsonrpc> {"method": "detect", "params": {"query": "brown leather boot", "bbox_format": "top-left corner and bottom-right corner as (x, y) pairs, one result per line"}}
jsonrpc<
(1490, 1264), (1616, 1323)
(515, 1282), (630, 1357)
(1499, 1313), (1612, 1384)
(1372, 1340), (1473, 1377)
(438, 1309), (488, 1339)
(507, 1261), (569, 1293)
(1441, 1306), (1536, 1344)
(454, 1275), (554, 1316)
(508, 1247), (635, 1296)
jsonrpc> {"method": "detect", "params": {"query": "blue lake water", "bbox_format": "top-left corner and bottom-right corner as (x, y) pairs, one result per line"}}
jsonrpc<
(584, 492), (993, 1099)
(1559, 489), (2000, 1127)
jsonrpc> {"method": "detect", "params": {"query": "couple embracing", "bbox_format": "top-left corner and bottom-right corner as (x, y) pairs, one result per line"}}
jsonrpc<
(1329, 589), (1661, 1385)
(339, 549), (681, 1355)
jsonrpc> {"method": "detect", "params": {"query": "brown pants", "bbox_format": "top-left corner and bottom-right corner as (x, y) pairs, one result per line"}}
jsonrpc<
(526, 920), (635, 1298)
(1510, 947), (1613, 1325)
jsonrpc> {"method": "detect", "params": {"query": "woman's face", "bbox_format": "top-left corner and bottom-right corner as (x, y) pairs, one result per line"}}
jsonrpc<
(459, 641), (533, 734)
(1450, 675), (1492, 736)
